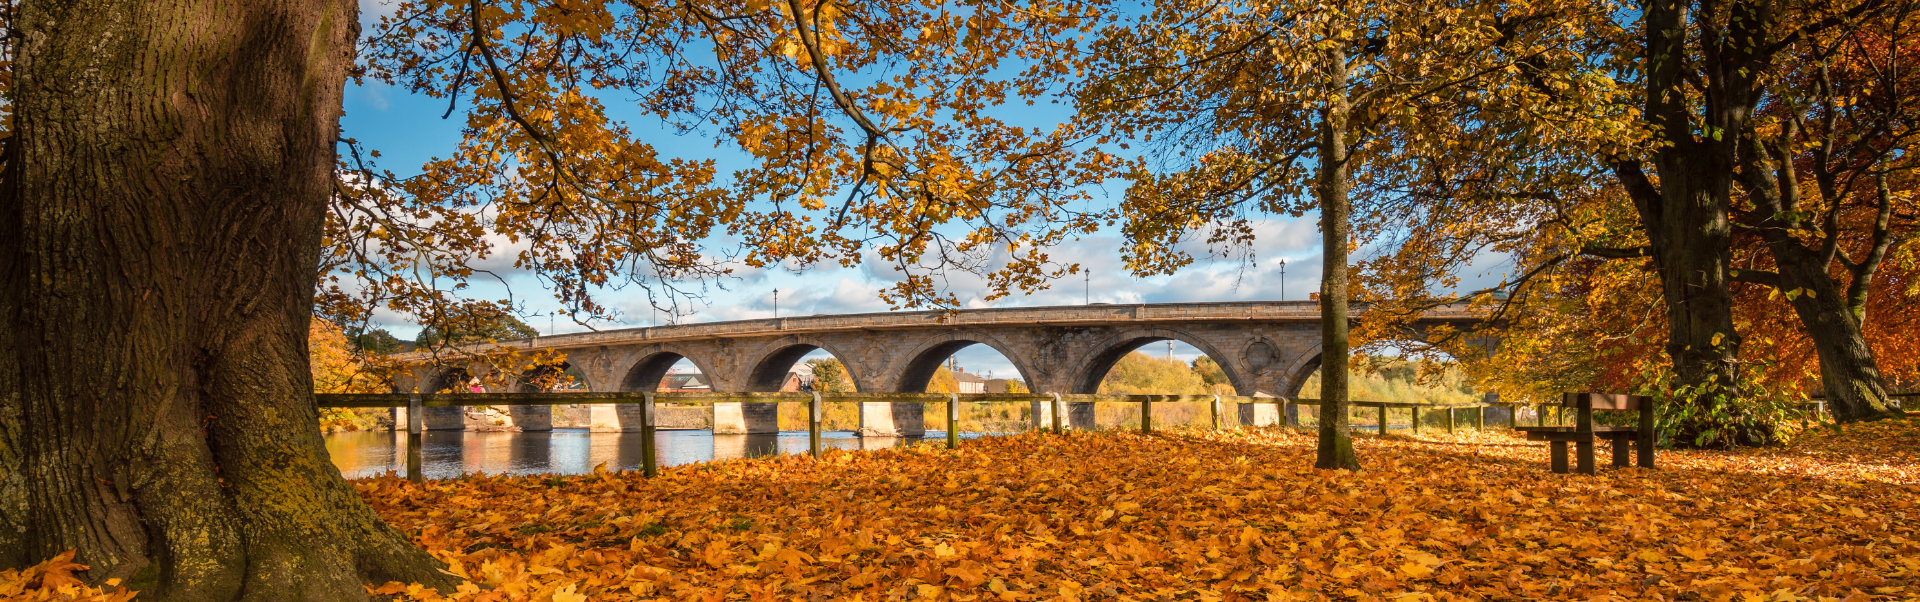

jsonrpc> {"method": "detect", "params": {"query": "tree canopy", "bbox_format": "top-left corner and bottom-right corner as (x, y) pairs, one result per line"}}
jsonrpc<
(807, 358), (855, 394)
(413, 307), (540, 348)
(1098, 352), (1209, 395)
(331, 0), (1919, 450)
(6, 0), (1919, 594)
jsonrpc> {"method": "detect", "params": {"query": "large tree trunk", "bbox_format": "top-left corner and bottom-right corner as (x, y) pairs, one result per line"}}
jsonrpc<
(1637, 158), (1751, 444)
(1768, 245), (1902, 421)
(1615, 0), (1766, 446)
(0, 0), (456, 598)
(1313, 44), (1360, 471)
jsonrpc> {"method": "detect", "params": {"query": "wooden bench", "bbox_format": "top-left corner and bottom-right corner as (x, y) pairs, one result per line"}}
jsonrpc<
(1514, 393), (1655, 474)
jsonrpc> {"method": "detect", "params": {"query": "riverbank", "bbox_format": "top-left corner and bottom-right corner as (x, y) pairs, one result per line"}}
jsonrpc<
(10, 419), (1917, 599)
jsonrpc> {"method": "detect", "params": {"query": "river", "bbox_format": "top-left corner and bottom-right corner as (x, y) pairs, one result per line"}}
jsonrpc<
(323, 429), (972, 479)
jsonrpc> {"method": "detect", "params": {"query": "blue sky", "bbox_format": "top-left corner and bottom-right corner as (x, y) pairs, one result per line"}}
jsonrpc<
(341, 0), (1491, 377)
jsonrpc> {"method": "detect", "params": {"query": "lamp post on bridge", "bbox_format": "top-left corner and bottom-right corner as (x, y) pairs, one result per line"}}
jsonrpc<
(1279, 259), (1286, 300)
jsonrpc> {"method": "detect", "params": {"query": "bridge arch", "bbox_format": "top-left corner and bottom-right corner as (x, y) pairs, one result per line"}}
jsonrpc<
(1283, 330), (1495, 400)
(744, 338), (865, 392)
(1282, 354), (1322, 398)
(619, 348), (720, 392)
(1072, 328), (1248, 395)
(891, 333), (1038, 393)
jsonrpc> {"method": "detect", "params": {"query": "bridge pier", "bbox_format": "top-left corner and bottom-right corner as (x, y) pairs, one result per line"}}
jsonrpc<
(713, 402), (779, 434)
(1239, 400), (1283, 427)
(858, 402), (926, 437)
(586, 404), (625, 432)
(586, 403), (710, 431)
(1029, 400), (1096, 431)
(508, 405), (552, 431)
(392, 406), (465, 430)
(585, 404), (650, 432)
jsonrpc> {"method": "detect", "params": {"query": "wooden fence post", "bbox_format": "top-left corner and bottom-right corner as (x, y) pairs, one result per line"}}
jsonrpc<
(406, 393), (423, 483)
(947, 393), (960, 450)
(1210, 395), (1222, 430)
(1051, 392), (1064, 434)
(1475, 406), (1485, 430)
(1141, 397), (1153, 434)
(1638, 396), (1657, 469)
(810, 391), (824, 457)
(1445, 407), (1456, 434)
(1376, 403), (1387, 436)
(1411, 406), (1420, 434)
(641, 392), (658, 478)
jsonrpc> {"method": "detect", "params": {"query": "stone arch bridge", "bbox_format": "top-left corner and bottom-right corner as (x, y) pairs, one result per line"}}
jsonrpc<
(391, 301), (1495, 435)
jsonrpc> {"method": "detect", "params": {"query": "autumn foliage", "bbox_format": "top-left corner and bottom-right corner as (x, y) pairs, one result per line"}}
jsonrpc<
(20, 419), (1920, 600)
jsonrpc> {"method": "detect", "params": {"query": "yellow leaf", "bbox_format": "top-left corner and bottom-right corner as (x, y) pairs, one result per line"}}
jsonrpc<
(1399, 561), (1435, 579)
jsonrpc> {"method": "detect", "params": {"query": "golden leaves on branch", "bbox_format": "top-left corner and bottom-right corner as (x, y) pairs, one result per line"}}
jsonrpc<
(343, 0), (1115, 324)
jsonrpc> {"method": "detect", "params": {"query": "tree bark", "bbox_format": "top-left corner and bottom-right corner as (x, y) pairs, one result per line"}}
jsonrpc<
(1613, 0), (1770, 446)
(0, 0), (457, 598)
(1314, 43), (1360, 471)
(1737, 132), (1904, 423)
(1767, 244), (1901, 421)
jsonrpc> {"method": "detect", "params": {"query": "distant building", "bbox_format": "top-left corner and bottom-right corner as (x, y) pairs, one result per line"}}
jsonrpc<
(660, 373), (710, 392)
(953, 368), (988, 394)
(783, 362), (816, 392)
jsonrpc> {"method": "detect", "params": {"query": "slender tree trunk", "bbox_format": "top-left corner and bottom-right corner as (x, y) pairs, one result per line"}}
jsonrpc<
(1314, 44), (1360, 471)
(0, 0), (456, 598)
(1738, 134), (1904, 423)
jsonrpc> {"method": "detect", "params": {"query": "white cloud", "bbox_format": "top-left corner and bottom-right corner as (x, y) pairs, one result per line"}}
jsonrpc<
(355, 83), (393, 112)
(357, 0), (402, 27)
(403, 213), (1520, 348)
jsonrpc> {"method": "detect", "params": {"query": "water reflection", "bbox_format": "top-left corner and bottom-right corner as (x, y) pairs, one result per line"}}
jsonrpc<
(712, 433), (781, 461)
(323, 429), (964, 480)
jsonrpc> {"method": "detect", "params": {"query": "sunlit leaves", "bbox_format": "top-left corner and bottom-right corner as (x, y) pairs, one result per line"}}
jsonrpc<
(12, 419), (1920, 599)
(337, 0), (1116, 336)
(322, 418), (1920, 599)
(0, 551), (136, 602)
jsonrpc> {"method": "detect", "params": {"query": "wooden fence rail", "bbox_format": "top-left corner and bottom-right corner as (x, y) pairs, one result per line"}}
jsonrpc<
(315, 392), (1564, 482)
